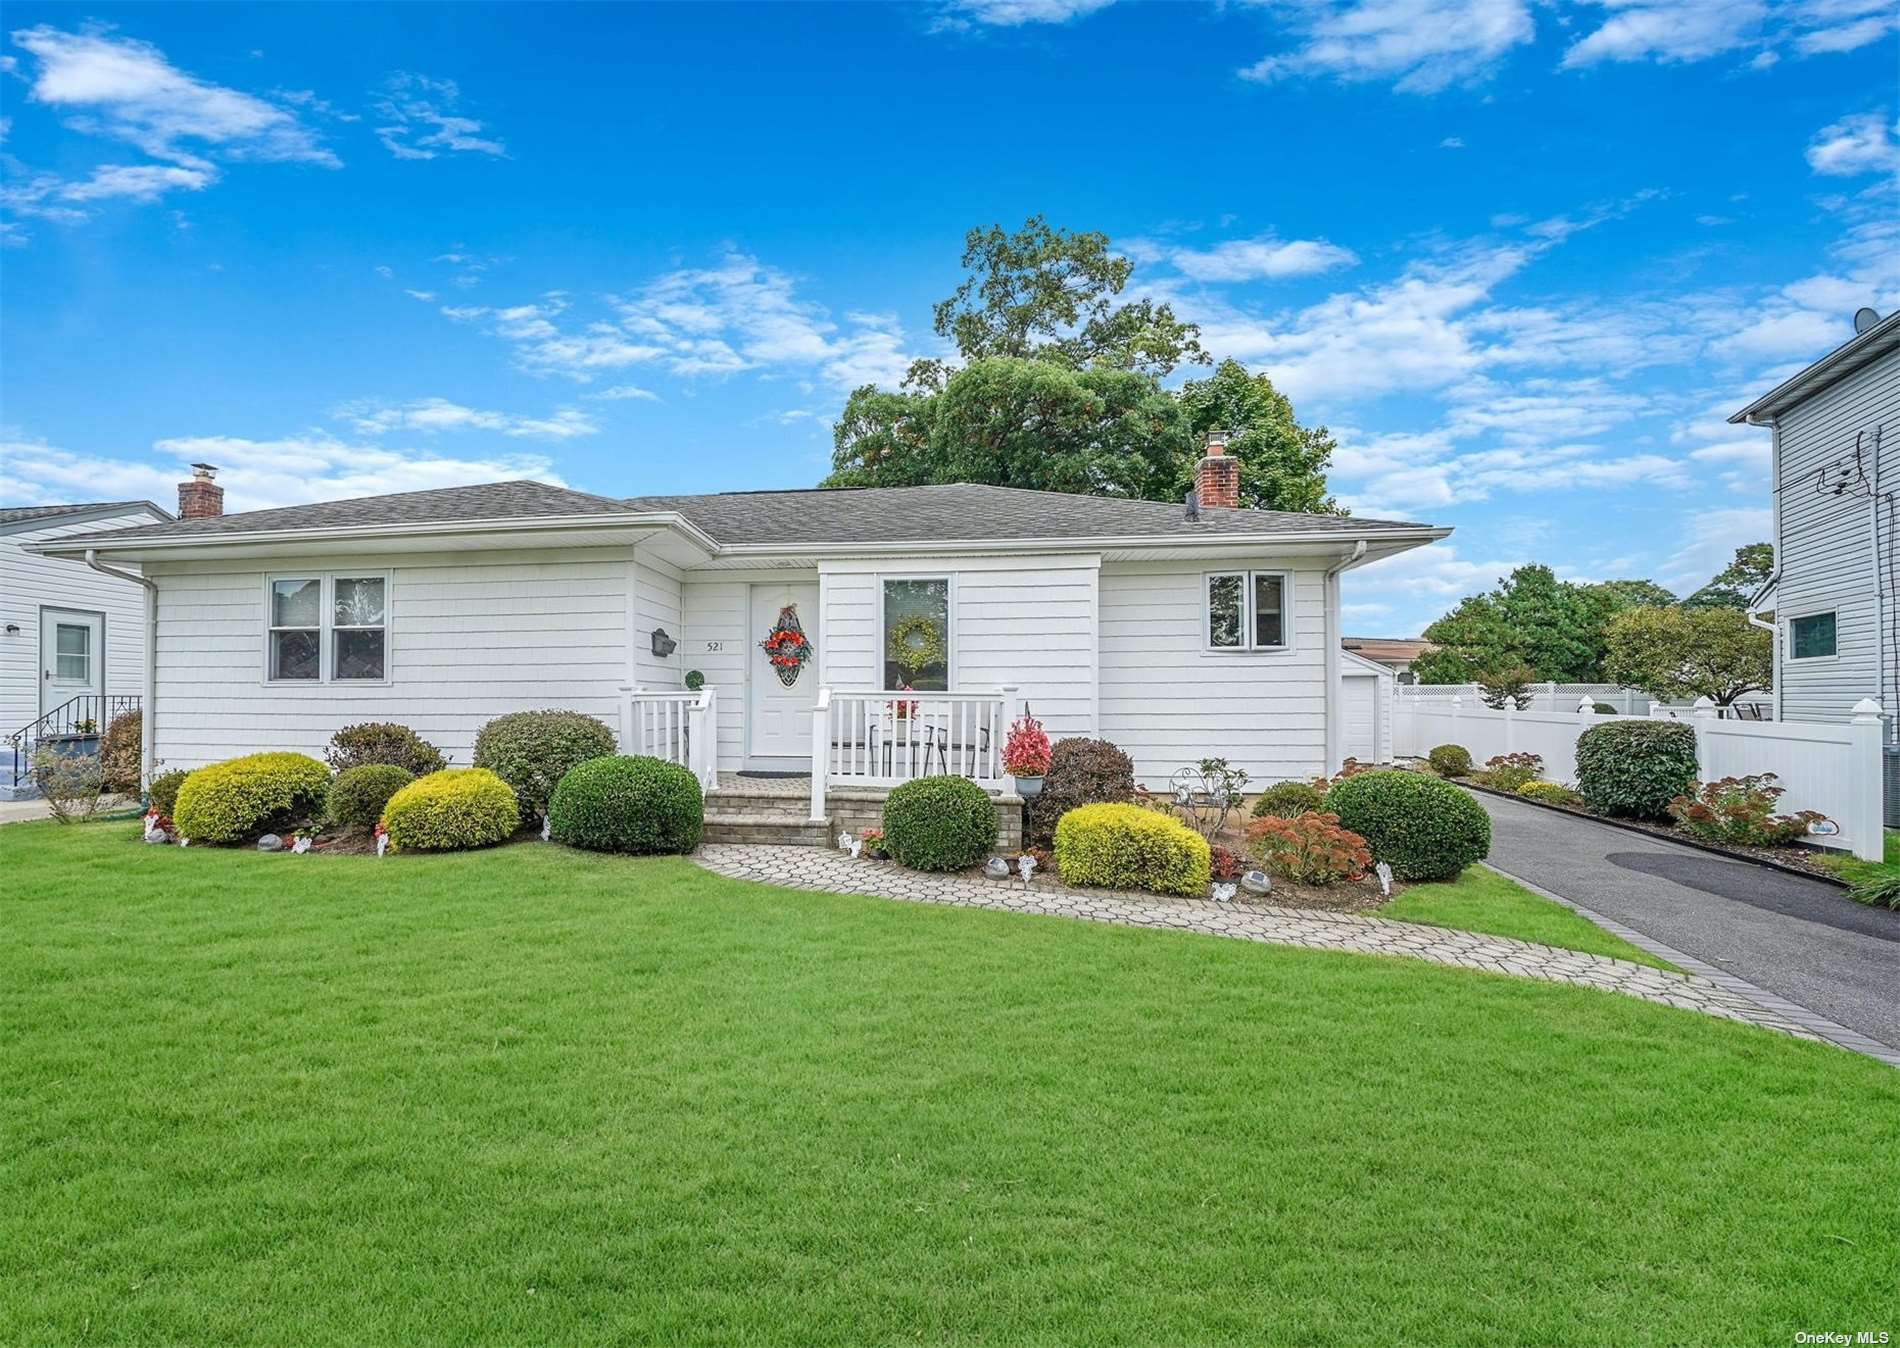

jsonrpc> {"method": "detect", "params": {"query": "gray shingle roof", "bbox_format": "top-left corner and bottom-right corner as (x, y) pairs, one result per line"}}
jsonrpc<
(50, 478), (1439, 550)
(0, 500), (168, 526)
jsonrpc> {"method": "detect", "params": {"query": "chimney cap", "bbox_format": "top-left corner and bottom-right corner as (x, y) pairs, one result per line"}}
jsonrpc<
(1202, 429), (1230, 455)
(190, 462), (218, 480)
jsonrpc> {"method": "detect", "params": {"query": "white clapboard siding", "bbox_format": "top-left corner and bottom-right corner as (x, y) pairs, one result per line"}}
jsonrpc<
(1772, 341), (1897, 726)
(1099, 559), (1328, 788)
(144, 547), (635, 771)
(1, 509), (163, 738)
(633, 552), (684, 690)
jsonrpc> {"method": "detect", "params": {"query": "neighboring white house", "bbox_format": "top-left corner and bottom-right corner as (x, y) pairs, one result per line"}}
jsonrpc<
(34, 440), (1448, 834)
(1730, 307), (1897, 823)
(2, 500), (171, 797)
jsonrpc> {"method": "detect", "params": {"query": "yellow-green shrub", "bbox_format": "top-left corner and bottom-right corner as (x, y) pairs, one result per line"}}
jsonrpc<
(1053, 802), (1212, 897)
(172, 752), (330, 843)
(381, 768), (519, 852)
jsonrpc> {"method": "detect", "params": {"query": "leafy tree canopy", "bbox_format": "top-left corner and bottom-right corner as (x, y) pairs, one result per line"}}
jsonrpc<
(1603, 605), (1773, 706)
(1586, 579), (1678, 611)
(1417, 565), (1617, 684)
(1684, 543), (1774, 611)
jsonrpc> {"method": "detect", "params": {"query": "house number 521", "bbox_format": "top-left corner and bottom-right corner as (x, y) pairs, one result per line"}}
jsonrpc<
(702, 640), (723, 652)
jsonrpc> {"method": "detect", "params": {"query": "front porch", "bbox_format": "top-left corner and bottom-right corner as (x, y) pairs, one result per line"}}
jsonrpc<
(699, 770), (1025, 851)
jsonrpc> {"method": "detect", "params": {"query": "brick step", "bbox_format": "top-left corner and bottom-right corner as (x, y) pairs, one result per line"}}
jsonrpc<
(703, 788), (813, 815)
(702, 813), (834, 847)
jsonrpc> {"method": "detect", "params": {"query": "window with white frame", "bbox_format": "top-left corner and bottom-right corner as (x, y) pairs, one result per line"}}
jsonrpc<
(54, 622), (92, 681)
(1787, 610), (1837, 661)
(267, 574), (389, 682)
(1206, 570), (1291, 651)
(882, 577), (951, 690)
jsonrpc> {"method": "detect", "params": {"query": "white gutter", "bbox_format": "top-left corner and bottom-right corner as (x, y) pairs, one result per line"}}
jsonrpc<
(1323, 541), (1369, 774)
(714, 528), (1449, 560)
(84, 549), (158, 798)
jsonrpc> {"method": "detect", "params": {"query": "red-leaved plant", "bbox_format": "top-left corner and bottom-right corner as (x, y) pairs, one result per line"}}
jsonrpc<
(1209, 845), (1243, 881)
(1001, 711), (1052, 778)
(1247, 811), (1373, 886)
(1666, 774), (1828, 847)
(1311, 757), (1377, 790)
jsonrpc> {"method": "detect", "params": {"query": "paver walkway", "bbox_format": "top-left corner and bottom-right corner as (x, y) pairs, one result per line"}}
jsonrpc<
(1473, 791), (1900, 1062)
(695, 844), (1836, 1045)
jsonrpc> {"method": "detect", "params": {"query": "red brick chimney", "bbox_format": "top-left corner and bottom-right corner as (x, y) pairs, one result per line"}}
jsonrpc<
(178, 462), (224, 519)
(1194, 430), (1239, 510)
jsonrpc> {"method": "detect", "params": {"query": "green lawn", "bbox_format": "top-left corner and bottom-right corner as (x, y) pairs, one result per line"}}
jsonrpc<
(5, 821), (1897, 1345)
(1813, 829), (1900, 903)
(1382, 866), (1675, 969)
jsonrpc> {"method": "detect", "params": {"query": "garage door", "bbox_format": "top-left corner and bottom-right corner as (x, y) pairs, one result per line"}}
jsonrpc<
(1342, 675), (1378, 764)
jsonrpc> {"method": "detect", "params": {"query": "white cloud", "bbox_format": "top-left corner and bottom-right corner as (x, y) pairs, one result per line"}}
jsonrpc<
(1440, 136), (1465, 149)
(334, 396), (598, 440)
(404, 289), (437, 302)
(55, 162), (211, 203)
(1659, 505), (1774, 588)
(0, 432), (560, 515)
(374, 72), (506, 160)
(586, 384), (661, 402)
(1240, 0), (1535, 94)
(934, 0), (1116, 26)
(1562, 0), (1768, 67)
(1805, 111), (1900, 177)
(1159, 234), (1359, 282)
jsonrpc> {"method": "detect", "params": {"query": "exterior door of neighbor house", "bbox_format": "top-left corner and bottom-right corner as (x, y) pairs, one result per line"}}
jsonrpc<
(746, 581), (820, 769)
(1341, 673), (1378, 764)
(40, 608), (104, 718)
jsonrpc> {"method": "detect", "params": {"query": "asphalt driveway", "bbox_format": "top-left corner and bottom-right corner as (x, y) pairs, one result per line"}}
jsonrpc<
(1474, 792), (1900, 1052)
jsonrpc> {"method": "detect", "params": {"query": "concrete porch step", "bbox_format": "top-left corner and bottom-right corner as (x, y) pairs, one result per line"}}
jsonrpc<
(702, 812), (834, 847)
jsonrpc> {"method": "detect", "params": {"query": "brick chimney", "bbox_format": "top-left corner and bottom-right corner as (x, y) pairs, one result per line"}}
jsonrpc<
(1194, 430), (1239, 510)
(178, 462), (224, 519)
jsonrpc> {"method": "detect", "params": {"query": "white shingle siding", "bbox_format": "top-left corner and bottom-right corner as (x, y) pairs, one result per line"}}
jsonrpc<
(1, 510), (158, 738)
(1099, 560), (1329, 788)
(1773, 343), (1898, 729)
(143, 547), (634, 771)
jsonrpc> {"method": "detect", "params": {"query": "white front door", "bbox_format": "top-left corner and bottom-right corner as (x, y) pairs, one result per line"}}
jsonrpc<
(746, 581), (820, 767)
(41, 608), (105, 717)
(1341, 675), (1378, 764)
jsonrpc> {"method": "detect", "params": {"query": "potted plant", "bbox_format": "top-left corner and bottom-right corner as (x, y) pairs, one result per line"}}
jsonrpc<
(1001, 710), (1051, 797)
(860, 826), (887, 860)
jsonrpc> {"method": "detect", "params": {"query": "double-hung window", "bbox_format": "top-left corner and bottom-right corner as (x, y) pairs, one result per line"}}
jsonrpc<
(267, 574), (389, 682)
(1206, 570), (1292, 652)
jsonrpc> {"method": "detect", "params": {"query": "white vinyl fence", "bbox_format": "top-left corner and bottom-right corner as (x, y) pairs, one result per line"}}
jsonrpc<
(1393, 690), (1887, 861)
(1403, 681), (1772, 718)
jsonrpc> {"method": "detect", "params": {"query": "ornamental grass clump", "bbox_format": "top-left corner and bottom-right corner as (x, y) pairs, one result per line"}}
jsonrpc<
(882, 777), (997, 871)
(473, 709), (617, 823)
(380, 768), (518, 852)
(1323, 770), (1490, 882)
(548, 755), (703, 855)
(1575, 720), (1698, 819)
(1666, 774), (1827, 847)
(1054, 803), (1211, 898)
(1247, 811), (1372, 886)
(173, 752), (330, 844)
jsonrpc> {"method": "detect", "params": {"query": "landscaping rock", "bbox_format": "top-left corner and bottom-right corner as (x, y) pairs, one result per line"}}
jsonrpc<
(1241, 870), (1273, 896)
(984, 857), (1010, 879)
(256, 833), (284, 853)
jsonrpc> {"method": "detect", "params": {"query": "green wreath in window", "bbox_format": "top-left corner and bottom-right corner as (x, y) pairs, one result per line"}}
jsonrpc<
(886, 614), (946, 673)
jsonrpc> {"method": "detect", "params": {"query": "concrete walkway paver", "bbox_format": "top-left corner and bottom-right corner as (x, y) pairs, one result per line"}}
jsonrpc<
(694, 844), (1842, 1046)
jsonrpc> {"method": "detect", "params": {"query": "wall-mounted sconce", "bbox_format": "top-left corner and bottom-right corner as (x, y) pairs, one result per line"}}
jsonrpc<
(3, 623), (18, 635)
(650, 627), (678, 658)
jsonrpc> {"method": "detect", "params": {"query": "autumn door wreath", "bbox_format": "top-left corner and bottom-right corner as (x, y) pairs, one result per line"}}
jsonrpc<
(759, 605), (813, 687)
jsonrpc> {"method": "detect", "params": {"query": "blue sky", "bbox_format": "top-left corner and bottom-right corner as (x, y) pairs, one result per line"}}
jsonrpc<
(2, 1), (1896, 635)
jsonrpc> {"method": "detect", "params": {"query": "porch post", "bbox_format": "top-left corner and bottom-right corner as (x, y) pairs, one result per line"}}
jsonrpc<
(618, 685), (635, 755)
(1848, 699), (1884, 862)
(809, 688), (831, 822)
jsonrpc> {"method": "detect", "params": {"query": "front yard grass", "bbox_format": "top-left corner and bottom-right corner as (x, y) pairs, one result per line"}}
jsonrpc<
(1812, 828), (1900, 904)
(1381, 865), (1675, 969)
(5, 820), (1897, 1345)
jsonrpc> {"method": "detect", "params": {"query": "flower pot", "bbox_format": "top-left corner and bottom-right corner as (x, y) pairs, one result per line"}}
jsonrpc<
(1010, 774), (1044, 798)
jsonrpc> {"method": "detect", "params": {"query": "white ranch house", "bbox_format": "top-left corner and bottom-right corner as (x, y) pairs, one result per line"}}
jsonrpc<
(34, 445), (1447, 838)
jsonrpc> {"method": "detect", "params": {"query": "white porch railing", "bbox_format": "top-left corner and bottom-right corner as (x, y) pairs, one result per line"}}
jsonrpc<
(809, 686), (1015, 823)
(618, 685), (719, 792)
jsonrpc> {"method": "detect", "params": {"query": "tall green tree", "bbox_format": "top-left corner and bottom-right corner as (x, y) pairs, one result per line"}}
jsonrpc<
(1176, 359), (1341, 514)
(1586, 579), (1678, 612)
(1603, 606), (1773, 706)
(1417, 565), (1616, 684)
(1684, 543), (1774, 611)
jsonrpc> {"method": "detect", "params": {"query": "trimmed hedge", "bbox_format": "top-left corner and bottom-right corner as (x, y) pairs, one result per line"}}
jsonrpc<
(1426, 744), (1472, 777)
(327, 764), (416, 831)
(1029, 737), (1136, 847)
(549, 755), (703, 855)
(380, 769), (518, 852)
(883, 777), (998, 871)
(325, 722), (447, 778)
(1323, 770), (1490, 882)
(173, 752), (331, 844)
(1575, 720), (1698, 819)
(473, 709), (617, 822)
(147, 767), (190, 819)
(1251, 781), (1324, 819)
(1054, 803), (1212, 898)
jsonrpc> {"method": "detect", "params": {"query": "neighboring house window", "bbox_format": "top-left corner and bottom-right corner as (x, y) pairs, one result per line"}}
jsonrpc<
(1206, 570), (1292, 651)
(269, 578), (322, 681)
(1787, 610), (1837, 661)
(883, 577), (951, 690)
(267, 573), (391, 683)
(54, 623), (91, 681)
(332, 577), (387, 680)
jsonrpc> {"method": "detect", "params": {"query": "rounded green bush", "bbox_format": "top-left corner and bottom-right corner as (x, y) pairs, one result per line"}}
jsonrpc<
(380, 768), (518, 852)
(327, 763), (415, 831)
(1426, 744), (1472, 777)
(1054, 802), (1212, 897)
(473, 709), (617, 822)
(324, 721), (447, 778)
(1030, 737), (1135, 847)
(147, 767), (189, 818)
(882, 776), (998, 871)
(548, 755), (703, 855)
(1251, 781), (1324, 819)
(173, 752), (331, 844)
(1323, 770), (1490, 882)
(1575, 720), (1698, 819)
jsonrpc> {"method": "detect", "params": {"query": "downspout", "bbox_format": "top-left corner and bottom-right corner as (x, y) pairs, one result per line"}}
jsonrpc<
(1323, 541), (1368, 774)
(85, 549), (157, 797)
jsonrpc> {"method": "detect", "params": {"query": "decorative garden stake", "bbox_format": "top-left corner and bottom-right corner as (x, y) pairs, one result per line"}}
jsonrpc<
(759, 605), (813, 687)
(1017, 854), (1036, 887)
(541, 815), (552, 842)
(1375, 861), (1393, 896)
(374, 822), (388, 858)
(837, 830), (854, 852)
(291, 834), (312, 855)
(1211, 882), (1237, 904)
